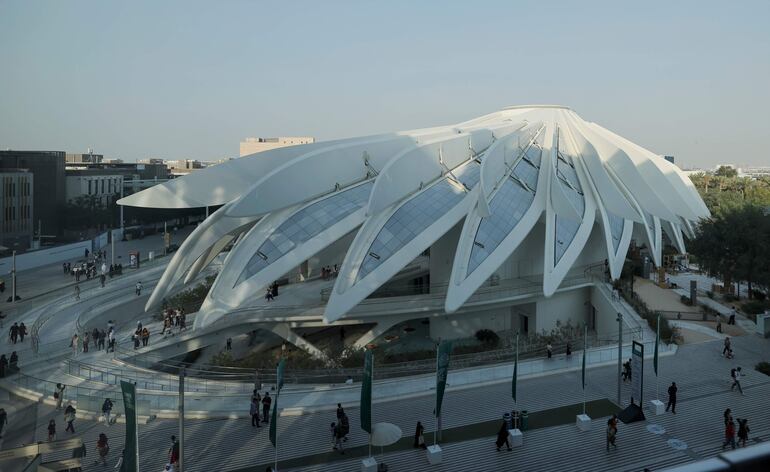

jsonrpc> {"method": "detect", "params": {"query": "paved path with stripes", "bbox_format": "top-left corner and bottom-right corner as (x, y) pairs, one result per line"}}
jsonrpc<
(7, 333), (770, 472)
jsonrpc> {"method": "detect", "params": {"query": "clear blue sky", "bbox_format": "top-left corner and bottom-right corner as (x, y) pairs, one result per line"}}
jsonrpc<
(1, 0), (768, 168)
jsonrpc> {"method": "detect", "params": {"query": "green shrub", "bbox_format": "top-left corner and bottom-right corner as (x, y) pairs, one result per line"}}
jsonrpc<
(755, 362), (770, 377)
(475, 329), (500, 346)
(723, 293), (737, 302)
(742, 300), (770, 315)
(706, 290), (714, 299)
(679, 294), (691, 306)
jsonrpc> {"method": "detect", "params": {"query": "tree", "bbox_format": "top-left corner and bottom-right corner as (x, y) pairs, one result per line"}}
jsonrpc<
(714, 166), (738, 178)
(690, 204), (770, 298)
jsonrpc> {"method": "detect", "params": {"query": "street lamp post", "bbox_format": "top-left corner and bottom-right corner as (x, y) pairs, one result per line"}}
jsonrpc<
(617, 312), (623, 406)
(11, 250), (16, 304)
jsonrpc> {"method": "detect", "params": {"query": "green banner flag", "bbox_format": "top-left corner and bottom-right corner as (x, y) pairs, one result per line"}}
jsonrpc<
(654, 313), (660, 376)
(512, 336), (518, 402)
(119, 380), (138, 472)
(269, 358), (285, 447)
(360, 350), (373, 434)
(277, 358), (286, 391)
(435, 340), (452, 418)
(269, 392), (279, 447)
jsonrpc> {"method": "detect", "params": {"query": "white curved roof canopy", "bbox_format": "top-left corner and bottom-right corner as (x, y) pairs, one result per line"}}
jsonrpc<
(130, 106), (709, 326)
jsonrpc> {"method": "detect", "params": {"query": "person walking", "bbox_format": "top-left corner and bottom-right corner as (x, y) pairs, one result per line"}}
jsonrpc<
(336, 403), (344, 421)
(414, 421), (426, 449)
(724, 408), (733, 427)
(96, 433), (109, 465)
(332, 422), (345, 454)
(716, 314), (723, 333)
(723, 419), (736, 450)
(666, 382), (678, 414)
(262, 392), (272, 424)
(495, 421), (512, 451)
(83, 333), (89, 353)
(47, 419), (56, 442)
(0, 407), (8, 439)
(8, 351), (17, 373)
(71, 333), (79, 356)
(340, 411), (350, 442)
(723, 337), (731, 356)
(250, 397), (261, 428)
(54, 383), (66, 410)
(102, 398), (113, 425)
(135, 281), (143, 296)
(64, 403), (76, 433)
(10, 322), (18, 344)
(226, 337), (232, 351)
(546, 342), (553, 359)
(18, 322), (26, 342)
(729, 306), (737, 325)
(168, 435), (180, 467)
(0, 354), (6, 378)
(731, 367), (744, 395)
(74, 284), (80, 301)
(737, 418), (750, 447)
(606, 415), (618, 451)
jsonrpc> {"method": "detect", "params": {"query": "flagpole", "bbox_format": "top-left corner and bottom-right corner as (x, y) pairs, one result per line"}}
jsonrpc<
(434, 341), (439, 447)
(582, 325), (587, 416)
(369, 355), (374, 458)
(656, 314), (660, 401)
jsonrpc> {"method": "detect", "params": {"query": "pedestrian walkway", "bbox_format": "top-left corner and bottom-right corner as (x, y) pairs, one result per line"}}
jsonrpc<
(4, 333), (768, 472)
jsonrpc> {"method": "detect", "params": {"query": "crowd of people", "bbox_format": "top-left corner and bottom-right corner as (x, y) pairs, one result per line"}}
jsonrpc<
(161, 307), (187, 337)
(321, 264), (339, 280)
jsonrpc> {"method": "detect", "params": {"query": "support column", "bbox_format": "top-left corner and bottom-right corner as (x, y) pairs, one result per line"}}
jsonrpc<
(353, 316), (411, 349)
(269, 323), (328, 361)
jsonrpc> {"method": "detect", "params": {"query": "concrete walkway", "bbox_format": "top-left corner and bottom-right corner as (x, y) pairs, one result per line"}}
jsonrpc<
(3, 334), (768, 472)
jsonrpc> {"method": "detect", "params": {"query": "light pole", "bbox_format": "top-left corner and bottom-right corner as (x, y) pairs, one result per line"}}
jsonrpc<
(11, 250), (16, 303)
(617, 312), (623, 406)
(178, 367), (185, 472)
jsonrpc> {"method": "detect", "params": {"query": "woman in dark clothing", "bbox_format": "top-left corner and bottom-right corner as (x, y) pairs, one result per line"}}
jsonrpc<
(737, 419), (750, 447)
(495, 421), (512, 451)
(413, 421), (426, 449)
(0, 354), (7, 378)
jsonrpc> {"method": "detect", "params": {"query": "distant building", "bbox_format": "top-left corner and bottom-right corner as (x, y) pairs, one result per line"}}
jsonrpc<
(65, 169), (124, 207)
(239, 136), (315, 157)
(65, 151), (104, 164)
(0, 150), (66, 236)
(0, 170), (34, 250)
(166, 159), (203, 176)
(664, 155), (675, 164)
(738, 166), (770, 179)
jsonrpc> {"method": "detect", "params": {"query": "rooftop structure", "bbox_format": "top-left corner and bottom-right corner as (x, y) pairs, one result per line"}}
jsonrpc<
(239, 136), (315, 157)
(120, 106), (708, 349)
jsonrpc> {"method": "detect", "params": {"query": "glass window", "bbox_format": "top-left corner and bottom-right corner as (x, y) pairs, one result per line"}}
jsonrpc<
(236, 181), (374, 285)
(357, 160), (482, 282)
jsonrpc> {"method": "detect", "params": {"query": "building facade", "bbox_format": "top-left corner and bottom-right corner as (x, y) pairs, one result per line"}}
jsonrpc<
(65, 169), (124, 206)
(0, 150), (66, 237)
(0, 170), (34, 251)
(121, 106), (708, 356)
(239, 136), (315, 157)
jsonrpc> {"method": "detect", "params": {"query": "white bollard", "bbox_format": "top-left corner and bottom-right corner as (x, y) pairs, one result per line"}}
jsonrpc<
(508, 428), (523, 447)
(650, 399), (665, 415)
(576, 414), (592, 431)
(426, 444), (443, 464)
(361, 456), (377, 472)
